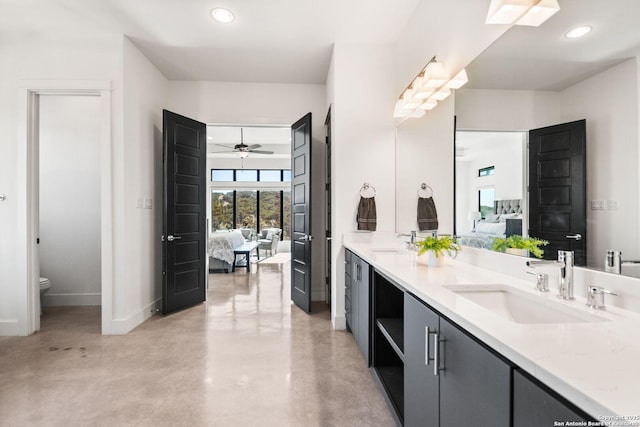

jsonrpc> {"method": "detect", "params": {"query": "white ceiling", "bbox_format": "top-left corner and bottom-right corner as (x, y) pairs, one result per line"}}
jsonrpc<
(466, 0), (640, 91)
(3, 1), (637, 88)
(0, 0), (420, 83)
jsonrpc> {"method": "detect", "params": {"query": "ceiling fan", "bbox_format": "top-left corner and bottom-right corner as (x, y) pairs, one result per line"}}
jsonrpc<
(214, 128), (274, 157)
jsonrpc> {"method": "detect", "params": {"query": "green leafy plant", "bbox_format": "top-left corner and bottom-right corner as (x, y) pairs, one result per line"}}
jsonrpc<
(490, 235), (549, 259)
(416, 235), (461, 258)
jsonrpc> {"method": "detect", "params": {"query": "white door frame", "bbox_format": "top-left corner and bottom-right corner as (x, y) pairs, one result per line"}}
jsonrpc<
(17, 80), (113, 335)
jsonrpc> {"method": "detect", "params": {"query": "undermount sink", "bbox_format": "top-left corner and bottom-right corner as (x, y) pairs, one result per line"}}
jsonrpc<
(444, 284), (607, 324)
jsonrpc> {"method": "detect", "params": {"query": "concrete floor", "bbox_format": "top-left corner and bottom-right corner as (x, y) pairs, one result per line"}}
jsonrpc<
(0, 263), (395, 427)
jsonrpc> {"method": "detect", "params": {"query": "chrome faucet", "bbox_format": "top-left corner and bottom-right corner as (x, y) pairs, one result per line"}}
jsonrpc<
(397, 230), (418, 250)
(605, 250), (622, 274)
(526, 250), (575, 300)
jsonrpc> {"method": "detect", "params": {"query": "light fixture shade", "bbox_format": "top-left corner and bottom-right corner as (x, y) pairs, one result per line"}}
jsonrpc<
(401, 88), (422, 109)
(211, 8), (235, 23)
(418, 99), (438, 110)
(394, 99), (413, 118)
(432, 87), (451, 101)
(516, 0), (560, 26)
(485, 0), (536, 25)
(423, 61), (448, 88)
(444, 69), (469, 89)
(468, 211), (482, 221)
(235, 151), (249, 159)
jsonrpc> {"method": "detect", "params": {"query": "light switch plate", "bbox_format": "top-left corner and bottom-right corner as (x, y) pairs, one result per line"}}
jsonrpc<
(591, 200), (605, 210)
(606, 200), (618, 210)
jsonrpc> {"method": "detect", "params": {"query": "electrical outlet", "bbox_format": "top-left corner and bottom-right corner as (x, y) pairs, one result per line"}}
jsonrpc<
(143, 197), (152, 209)
(606, 200), (618, 210)
(591, 200), (605, 210)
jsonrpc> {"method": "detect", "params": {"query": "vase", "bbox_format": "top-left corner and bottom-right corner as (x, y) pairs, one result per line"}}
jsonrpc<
(417, 250), (444, 267)
(505, 248), (529, 257)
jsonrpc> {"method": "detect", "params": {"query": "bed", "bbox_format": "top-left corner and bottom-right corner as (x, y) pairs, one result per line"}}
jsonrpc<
(208, 230), (246, 272)
(457, 199), (523, 249)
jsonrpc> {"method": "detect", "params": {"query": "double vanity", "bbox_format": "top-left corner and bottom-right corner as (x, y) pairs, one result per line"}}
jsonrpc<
(343, 232), (640, 427)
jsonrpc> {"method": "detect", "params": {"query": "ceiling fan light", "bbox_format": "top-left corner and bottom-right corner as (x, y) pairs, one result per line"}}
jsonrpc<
(235, 151), (249, 159)
(516, 0), (559, 26)
(485, 0), (536, 25)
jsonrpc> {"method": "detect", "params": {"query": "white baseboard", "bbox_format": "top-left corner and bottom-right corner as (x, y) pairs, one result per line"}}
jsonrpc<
(108, 298), (161, 335)
(42, 293), (101, 306)
(333, 314), (346, 330)
(0, 320), (20, 336)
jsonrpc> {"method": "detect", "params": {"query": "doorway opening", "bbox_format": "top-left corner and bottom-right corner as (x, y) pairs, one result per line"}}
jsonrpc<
(20, 82), (113, 335)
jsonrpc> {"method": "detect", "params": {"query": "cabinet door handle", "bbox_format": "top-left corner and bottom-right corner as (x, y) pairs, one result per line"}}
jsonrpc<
(433, 333), (439, 376)
(425, 326), (430, 365)
(425, 326), (437, 366)
(356, 264), (361, 281)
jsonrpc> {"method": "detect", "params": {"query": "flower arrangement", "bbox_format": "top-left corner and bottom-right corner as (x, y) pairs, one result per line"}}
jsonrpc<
(490, 235), (548, 259)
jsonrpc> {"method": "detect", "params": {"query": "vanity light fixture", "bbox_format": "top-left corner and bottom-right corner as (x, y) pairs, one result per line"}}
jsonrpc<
(211, 8), (235, 23)
(486, 0), (560, 27)
(565, 25), (592, 39)
(393, 57), (468, 119)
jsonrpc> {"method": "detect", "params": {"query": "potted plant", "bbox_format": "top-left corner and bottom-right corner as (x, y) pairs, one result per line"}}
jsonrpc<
(416, 235), (461, 267)
(490, 235), (548, 258)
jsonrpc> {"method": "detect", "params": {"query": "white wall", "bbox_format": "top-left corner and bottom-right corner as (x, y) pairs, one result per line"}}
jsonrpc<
(395, 96), (455, 235)
(39, 95), (102, 306)
(558, 58), (639, 267)
(117, 37), (168, 329)
(455, 58), (640, 269)
(166, 81), (327, 301)
(0, 35), (122, 335)
(330, 43), (397, 329)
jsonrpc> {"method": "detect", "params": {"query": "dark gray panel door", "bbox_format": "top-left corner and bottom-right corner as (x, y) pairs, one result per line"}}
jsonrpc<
(514, 370), (590, 427)
(162, 110), (207, 314)
(440, 318), (511, 427)
(529, 120), (586, 265)
(404, 293), (440, 427)
(291, 113), (312, 313)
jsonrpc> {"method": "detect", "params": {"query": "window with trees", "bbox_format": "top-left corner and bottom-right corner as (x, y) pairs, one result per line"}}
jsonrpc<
(211, 169), (291, 240)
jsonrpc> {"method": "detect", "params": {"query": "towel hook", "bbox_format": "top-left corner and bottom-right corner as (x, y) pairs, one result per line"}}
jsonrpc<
(360, 183), (376, 198)
(417, 183), (433, 198)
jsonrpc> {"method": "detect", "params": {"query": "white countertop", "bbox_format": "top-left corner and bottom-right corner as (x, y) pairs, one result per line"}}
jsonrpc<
(344, 232), (640, 420)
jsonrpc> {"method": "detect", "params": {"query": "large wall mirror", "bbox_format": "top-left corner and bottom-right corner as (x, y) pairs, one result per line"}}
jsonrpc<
(453, 0), (640, 277)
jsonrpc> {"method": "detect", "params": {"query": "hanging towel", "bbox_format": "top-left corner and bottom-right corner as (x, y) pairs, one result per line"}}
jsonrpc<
(357, 196), (377, 231)
(417, 196), (438, 231)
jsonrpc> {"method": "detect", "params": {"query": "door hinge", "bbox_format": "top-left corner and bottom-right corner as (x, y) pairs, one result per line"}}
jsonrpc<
(161, 235), (165, 242)
(36, 238), (40, 244)
(162, 271), (166, 276)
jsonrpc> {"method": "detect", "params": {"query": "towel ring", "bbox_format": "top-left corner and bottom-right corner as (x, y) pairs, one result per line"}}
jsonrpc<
(360, 183), (376, 198)
(417, 183), (433, 198)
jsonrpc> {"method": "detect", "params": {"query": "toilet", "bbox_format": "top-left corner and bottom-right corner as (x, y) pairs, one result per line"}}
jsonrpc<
(39, 277), (51, 315)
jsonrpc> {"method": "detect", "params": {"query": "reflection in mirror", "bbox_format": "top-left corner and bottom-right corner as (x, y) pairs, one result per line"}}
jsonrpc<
(454, 131), (526, 250)
(453, 0), (640, 277)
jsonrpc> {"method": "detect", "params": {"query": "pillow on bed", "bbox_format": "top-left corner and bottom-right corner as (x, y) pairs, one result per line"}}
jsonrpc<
(484, 214), (501, 223)
(475, 221), (506, 235)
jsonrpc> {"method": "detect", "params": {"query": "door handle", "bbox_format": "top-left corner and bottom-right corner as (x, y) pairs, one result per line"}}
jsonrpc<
(298, 235), (313, 241)
(167, 235), (182, 242)
(566, 234), (582, 241)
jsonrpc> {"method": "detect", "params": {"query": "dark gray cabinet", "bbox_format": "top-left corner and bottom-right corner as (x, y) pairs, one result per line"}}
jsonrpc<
(514, 370), (590, 427)
(404, 293), (511, 427)
(404, 293), (439, 427)
(345, 249), (370, 364)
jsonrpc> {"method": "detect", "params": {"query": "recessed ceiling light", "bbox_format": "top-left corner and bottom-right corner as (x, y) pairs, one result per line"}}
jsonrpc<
(565, 25), (592, 39)
(211, 8), (234, 24)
